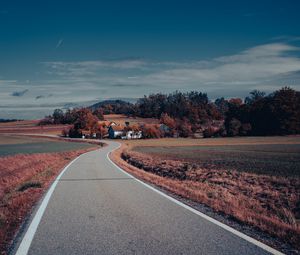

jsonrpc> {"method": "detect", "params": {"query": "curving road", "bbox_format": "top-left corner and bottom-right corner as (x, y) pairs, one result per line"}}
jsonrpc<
(13, 141), (281, 255)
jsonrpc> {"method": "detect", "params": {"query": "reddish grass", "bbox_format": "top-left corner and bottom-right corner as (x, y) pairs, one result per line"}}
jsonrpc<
(0, 147), (97, 255)
(111, 143), (300, 250)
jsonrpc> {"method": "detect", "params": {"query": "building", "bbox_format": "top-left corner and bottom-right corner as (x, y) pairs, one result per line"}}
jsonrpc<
(81, 130), (91, 139)
(108, 125), (125, 139)
(122, 130), (142, 139)
(98, 120), (117, 128)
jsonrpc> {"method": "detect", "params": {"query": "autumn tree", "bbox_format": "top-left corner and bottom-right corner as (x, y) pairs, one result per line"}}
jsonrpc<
(176, 119), (193, 137)
(141, 125), (162, 138)
(73, 108), (99, 133)
(52, 109), (64, 124)
(160, 113), (176, 129)
(215, 97), (229, 116)
(93, 108), (104, 120)
(97, 125), (108, 139)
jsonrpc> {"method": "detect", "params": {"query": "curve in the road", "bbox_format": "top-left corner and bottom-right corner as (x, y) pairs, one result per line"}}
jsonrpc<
(14, 141), (283, 255)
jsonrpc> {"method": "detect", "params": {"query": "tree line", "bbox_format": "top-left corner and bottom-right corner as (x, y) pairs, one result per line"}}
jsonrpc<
(40, 87), (300, 137)
(223, 87), (300, 136)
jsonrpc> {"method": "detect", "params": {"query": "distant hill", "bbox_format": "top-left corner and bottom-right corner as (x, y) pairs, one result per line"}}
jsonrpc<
(89, 99), (133, 110)
(89, 99), (135, 115)
(0, 119), (22, 123)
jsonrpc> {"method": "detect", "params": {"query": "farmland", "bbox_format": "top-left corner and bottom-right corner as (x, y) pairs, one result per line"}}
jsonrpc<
(0, 120), (70, 135)
(113, 136), (300, 250)
(0, 135), (96, 157)
(0, 134), (100, 254)
(133, 143), (300, 177)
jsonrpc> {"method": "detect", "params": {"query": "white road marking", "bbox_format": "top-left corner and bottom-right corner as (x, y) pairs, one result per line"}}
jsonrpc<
(14, 150), (96, 255)
(14, 142), (284, 255)
(107, 143), (284, 255)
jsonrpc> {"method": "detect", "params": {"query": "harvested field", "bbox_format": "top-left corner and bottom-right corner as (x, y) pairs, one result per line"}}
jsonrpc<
(0, 120), (70, 135)
(124, 136), (300, 147)
(113, 137), (300, 251)
(133, 144), (300, 177)
(0, 135), (95, 157)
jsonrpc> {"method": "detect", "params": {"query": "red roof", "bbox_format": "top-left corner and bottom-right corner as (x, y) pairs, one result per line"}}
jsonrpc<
(110, 125), (125, 131)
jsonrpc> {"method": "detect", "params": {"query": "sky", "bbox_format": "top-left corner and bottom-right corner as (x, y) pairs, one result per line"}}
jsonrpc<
(1, 0), (300, 119)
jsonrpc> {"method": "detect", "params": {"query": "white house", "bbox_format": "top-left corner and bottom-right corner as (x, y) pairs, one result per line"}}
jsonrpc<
(122, 130), (142, 139)
(108, 125), (125, 139)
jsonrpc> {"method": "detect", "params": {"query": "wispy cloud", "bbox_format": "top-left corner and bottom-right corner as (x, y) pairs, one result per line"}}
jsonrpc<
(2, 42), (300, 118)
(0, 80), (17, 84)
(55, 39), (64, 49)
(111, 83), (141, 87)
(11, 89), (28, 97)
(271, 35), (300, 43)
(35, 94), (53, 100)
(43, 59), (147, 76)
(40, 42), (300, 99)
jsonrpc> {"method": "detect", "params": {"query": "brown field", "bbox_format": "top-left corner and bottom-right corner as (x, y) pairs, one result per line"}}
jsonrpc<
(0, 135), (42, 145)
(122, 136), (300, 147)
(104, 114), (159, 125)
(112, 137), (300, 251)
(0, 120), (70, 136)
(0, 135), (100, 255)
(0, 135), (98, 157)
(0, 120), (40, 127)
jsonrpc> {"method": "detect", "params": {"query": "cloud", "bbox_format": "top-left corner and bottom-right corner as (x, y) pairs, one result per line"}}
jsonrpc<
(35, 95), (45, 100)
(11, 89), (28, 97)
(3, 41), (298, 119)
(139, 43), (300, 94)
(0, 80), (17, 84)
(271, 35), (300, 43)
(111, 83), (141, 87)
(35, 94), (53, 100)
(38, 42), (300, 102)
(55, 39), (64, 49)
(42, 59), (147, 77)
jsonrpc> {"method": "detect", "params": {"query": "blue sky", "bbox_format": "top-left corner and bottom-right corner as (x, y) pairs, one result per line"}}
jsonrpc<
(1, 0), (300, 119)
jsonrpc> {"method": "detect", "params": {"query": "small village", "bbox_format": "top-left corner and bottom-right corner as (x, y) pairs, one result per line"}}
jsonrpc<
(81, 120), (172, 140)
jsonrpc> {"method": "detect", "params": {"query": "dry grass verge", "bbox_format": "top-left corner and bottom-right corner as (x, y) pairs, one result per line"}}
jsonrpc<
(111, 143), (300, 251)
(0, 146), (98, 255)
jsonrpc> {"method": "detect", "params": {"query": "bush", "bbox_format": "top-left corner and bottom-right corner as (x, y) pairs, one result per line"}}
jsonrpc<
(38, 116), (53, 125)
(18, 181), (42, 192)
(68, 127), (82, 138)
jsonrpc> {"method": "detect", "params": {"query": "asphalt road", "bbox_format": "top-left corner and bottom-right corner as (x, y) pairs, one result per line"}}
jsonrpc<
(14, 141), (279, 255)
